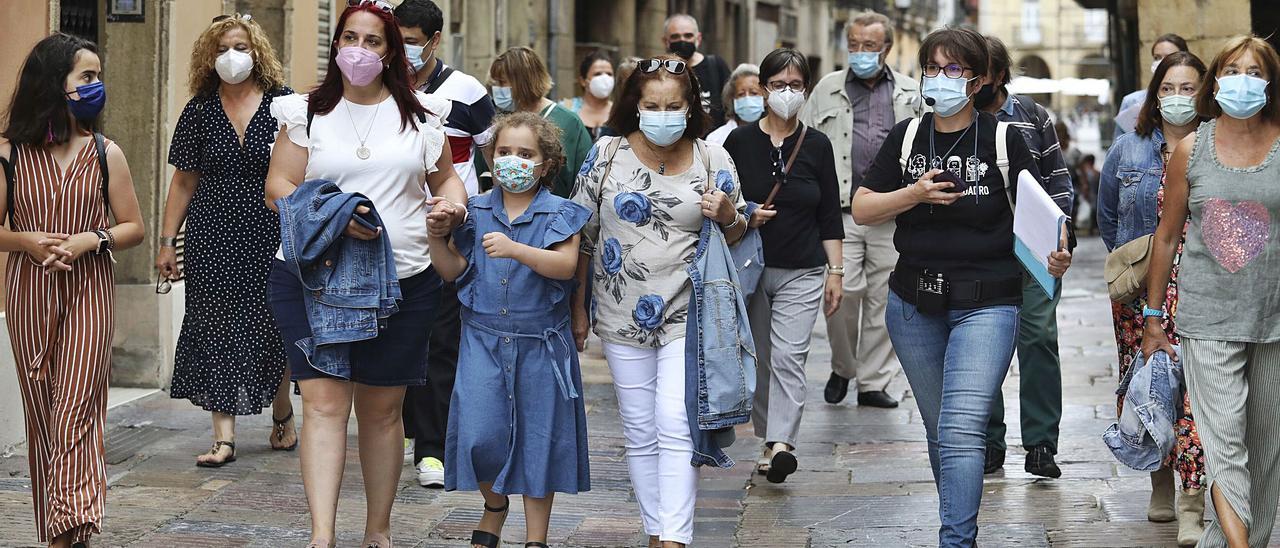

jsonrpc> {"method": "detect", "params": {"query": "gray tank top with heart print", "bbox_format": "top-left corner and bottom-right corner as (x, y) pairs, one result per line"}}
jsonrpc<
(1178, 119), (1280, 343)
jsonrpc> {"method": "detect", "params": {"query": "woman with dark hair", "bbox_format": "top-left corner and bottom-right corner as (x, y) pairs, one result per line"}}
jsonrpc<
(262, 1), (468, 546)
(489, 47), (591, 197)
(570, 55), (747, 548)
(1143, 35), (1280, 548)
(0, 33), (145, 548)
(560, 50), (615, 140)
(852, 28), (1065, 547)
(1116, 34), (1191, 137)
(1097, 50), (1208, 546)
(157, 13), (298, 468)
(722, 48), (842, 484)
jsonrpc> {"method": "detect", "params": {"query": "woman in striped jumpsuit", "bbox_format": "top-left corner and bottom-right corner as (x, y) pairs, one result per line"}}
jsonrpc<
(0, 34), (145, 548)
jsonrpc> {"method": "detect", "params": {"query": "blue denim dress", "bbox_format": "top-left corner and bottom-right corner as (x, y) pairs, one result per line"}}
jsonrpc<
(444, 187), (592, 497)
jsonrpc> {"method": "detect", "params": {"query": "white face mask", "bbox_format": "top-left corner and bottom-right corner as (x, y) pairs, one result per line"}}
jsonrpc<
(766, 88), (806, 120)
(588, 74), (615, 99)
(215, 49), (254, 85)
(1151, 59), (1162, 74)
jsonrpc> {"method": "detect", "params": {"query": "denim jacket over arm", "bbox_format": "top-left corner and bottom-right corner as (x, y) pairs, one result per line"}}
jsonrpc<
(276, 179), (401, 378)
(1102, 348), (1182, 471)
(1098, 128), (1165, 251)
(684, 217), (758, 468)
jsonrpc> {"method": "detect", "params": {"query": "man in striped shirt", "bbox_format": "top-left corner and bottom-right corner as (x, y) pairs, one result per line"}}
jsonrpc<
(977, 36), (1076, 479)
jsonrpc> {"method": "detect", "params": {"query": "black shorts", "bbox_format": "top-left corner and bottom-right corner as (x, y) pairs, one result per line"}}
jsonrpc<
(267, 259), (442, 386)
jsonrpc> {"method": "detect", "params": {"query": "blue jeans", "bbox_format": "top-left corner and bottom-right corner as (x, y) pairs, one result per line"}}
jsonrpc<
(885, 291), (1019, 548)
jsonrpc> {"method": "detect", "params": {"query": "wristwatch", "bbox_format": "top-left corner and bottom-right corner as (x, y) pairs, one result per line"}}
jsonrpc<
(1142, 306), (1165, 320)
(92, 230), (111, 255)
(159, 236), (178, 248)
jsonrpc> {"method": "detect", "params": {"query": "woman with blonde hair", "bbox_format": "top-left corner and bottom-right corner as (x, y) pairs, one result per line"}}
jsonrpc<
(157, 13), (296, 467)
(489, 46), (591, 197)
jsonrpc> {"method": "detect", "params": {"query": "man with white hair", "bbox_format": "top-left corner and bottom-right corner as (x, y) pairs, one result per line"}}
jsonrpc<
(798, 10), (922, 409)
(663, 13), (733, 129)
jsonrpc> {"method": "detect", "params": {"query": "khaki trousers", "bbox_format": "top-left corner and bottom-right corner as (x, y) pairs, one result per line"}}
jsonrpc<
(825, 213), (900, 392)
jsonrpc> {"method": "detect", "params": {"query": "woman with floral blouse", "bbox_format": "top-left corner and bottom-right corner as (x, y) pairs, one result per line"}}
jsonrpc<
(570, 55), (748, 548)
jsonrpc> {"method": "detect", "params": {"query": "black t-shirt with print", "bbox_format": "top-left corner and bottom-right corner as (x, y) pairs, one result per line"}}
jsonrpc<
(692, 54), (732, 130)
(861, 111), (1040, 305)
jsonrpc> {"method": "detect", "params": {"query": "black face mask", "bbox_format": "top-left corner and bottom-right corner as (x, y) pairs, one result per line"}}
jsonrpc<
(974, 83), (999, 110)
(668, 40), (697, 59)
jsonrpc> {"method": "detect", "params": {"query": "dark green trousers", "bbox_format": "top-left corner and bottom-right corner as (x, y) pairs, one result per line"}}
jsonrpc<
(986, 272), (1062, 453)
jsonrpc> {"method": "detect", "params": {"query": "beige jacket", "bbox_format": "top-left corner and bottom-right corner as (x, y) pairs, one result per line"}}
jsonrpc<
(799, 68), (924, 208)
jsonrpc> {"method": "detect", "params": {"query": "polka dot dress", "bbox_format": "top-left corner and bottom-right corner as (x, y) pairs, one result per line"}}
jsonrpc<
(166, 87), (292, 416)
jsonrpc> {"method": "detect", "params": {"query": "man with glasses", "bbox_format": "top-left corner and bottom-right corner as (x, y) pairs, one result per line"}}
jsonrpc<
(799, 11), (922, 409)
(663, 13), (732, 131)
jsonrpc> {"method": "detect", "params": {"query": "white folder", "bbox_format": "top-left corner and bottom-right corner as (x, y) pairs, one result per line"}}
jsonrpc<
(1013, 169), (1066, 299)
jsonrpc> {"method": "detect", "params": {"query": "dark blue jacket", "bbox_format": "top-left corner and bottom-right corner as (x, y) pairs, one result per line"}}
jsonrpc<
(276, 179), (401, 378)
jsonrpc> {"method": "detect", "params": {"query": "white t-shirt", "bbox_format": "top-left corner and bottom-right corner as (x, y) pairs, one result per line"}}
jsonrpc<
(270, 91), (450, 279)
(706, 119), (739, 146)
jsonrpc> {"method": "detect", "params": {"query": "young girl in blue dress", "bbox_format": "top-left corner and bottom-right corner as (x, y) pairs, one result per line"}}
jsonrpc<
(429, 112), (591, 548)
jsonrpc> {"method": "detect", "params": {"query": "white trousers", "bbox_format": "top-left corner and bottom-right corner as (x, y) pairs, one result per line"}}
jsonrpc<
(604, 340), (698, 544)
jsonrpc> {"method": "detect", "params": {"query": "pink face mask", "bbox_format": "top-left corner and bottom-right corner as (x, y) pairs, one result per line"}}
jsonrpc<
(335, 46), (385, 86)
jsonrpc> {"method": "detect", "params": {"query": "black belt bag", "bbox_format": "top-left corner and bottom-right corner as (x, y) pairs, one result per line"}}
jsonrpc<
(893, 266), (1022, 314)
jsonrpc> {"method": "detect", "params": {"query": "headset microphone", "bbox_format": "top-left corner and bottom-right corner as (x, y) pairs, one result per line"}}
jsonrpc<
(924, 96), (936, 106)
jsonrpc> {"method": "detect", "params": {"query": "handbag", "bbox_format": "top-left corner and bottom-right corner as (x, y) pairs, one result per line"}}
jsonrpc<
(733, 126), (808, 297)
(1104, 234), (1154, 302)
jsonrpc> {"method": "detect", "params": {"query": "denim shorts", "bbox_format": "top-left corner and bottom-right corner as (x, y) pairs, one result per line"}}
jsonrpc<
(267, 259), (442, 386)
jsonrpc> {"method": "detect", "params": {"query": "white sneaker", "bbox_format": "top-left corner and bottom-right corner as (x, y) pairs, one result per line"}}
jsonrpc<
(403, 438), (415, 464)
(416, 457), (444, 488)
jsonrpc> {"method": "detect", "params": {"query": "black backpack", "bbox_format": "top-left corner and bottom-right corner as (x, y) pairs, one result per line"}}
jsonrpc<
(0, 133), (111, 225)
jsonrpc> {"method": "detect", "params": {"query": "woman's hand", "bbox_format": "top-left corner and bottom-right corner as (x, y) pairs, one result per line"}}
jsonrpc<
(156, 245), (180, 280)
(572, 305), (590, 352)
(21, 232), (73, 271)
(426, 197), (465, 238)
(701, 189), (737, 225)
(823, 274), (842, 317)
(1140, 316), (1178, 361)
(344, 205), (380, 241)
(749, 206), (777, 228)
(911, 169), (961, 206)
(49, 232), (102, 269)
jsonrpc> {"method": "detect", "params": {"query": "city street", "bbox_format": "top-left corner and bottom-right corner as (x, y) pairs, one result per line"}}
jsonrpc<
(0, 237), (1197, 547)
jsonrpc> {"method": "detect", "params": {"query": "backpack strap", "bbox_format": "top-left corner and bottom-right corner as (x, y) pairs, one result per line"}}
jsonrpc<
(995, 120), (1012, 211)
(425, 66), (455, 94)
(93, 132), (111, 220)
(898, 118), (921, 180)
(2, 143), (16, 226)
(306, 109), (315, 138)
(595, 136), (625, 218)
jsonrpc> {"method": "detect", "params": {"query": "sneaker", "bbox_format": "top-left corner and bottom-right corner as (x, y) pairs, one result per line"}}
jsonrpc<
(416, 456), (445, 488)
(1024, 445), (1062, 478)
(403, 438), (415, 464)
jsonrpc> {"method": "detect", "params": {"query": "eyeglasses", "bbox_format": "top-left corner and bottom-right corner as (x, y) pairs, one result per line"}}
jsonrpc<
(156, 277), (173, 295)
(923, 63), (972, 79)
(638, 58), (687, 75)
(347, 0), (393, 13)
(771, 147), (787, 185)
(766, 81), (806, 93)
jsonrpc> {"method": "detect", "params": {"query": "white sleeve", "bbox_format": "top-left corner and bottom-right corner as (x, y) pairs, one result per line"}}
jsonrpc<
(268, 93), (311, 148)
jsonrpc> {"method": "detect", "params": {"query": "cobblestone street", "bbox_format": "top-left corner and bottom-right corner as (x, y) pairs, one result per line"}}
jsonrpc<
(0, 237), (1205, 547)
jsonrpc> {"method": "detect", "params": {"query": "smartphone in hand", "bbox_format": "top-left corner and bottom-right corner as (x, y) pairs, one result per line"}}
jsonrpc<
(933, 170), (969, 194)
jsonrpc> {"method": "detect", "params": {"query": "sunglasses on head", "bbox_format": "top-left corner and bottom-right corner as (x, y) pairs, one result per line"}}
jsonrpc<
(638, 58), (687, 75)
(347, 0), (393, 13)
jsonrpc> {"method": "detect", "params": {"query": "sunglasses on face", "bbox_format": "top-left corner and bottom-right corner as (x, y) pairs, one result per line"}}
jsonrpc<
(347, 0), (393, 13)
(638, 58), (687, 75)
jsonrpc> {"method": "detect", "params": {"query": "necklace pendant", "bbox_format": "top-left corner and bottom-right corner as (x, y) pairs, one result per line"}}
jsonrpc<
(658, 161), (666, 175)
(356, 146), (371, 160)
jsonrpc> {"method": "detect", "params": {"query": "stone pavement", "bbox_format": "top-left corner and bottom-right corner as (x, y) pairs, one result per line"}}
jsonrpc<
(0, 237), (1208, 547)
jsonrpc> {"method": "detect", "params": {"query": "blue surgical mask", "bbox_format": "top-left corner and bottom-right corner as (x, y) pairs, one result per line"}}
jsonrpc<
(492, 86), (514, 111)
(1215, 74), (1269, 119)
(847, 51), (882, 80)
(1159, 95), (1198, 126)
(733, 96), (764, 123)
(405, 43), (427, 72)
(493, 155), (542, 193)
(922, 75), (974, 117)
(638, 109), (688, 147)
(66, 81), (106, 120)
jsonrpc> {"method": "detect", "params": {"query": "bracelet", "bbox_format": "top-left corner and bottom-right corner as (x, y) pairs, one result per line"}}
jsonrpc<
(104, 228), (116, 250)
(1142, 306), (1165, 319)
(827, 265), (845, 277)
(723, 214), (742, 230)
(159, 236), (177, 248)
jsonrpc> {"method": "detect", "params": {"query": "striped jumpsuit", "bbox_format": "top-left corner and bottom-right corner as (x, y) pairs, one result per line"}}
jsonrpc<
(5, 138), (114, 544)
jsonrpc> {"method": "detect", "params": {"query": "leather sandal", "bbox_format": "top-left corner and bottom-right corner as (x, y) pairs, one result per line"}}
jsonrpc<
(470, 497), (510, 548)
(271, 410), (298, 451)
(195, 441), (236, 468)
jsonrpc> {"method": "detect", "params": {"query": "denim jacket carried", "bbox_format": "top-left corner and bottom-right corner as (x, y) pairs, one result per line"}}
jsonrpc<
(1102, 347), (1182, 472)
(276, 179), (401, 378)
(684, 217), (758, 468)
(1099, 128), (1166, 251)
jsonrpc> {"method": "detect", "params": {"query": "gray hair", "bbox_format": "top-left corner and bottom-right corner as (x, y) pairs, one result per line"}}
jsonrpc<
(721, 63), (760, 122)
(845, 11), (894, 46)
(664, 13), (699, 34)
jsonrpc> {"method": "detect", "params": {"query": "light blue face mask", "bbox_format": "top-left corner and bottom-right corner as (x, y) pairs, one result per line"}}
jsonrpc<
(1215, 74), (1269, 119)
(922, 74), (975, 117)
(733, 96), (764, 123)
(639, 109), (688, 147)
(847, 51), (882, 80)
(405, 43), (427, 72)
(492, 86), (514, 111)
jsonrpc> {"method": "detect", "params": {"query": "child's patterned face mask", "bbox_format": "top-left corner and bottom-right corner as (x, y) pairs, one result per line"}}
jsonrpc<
(494, 155), (543, 193)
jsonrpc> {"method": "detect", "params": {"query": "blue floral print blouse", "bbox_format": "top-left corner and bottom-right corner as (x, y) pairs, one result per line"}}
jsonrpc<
(572, 136), (747, 348)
